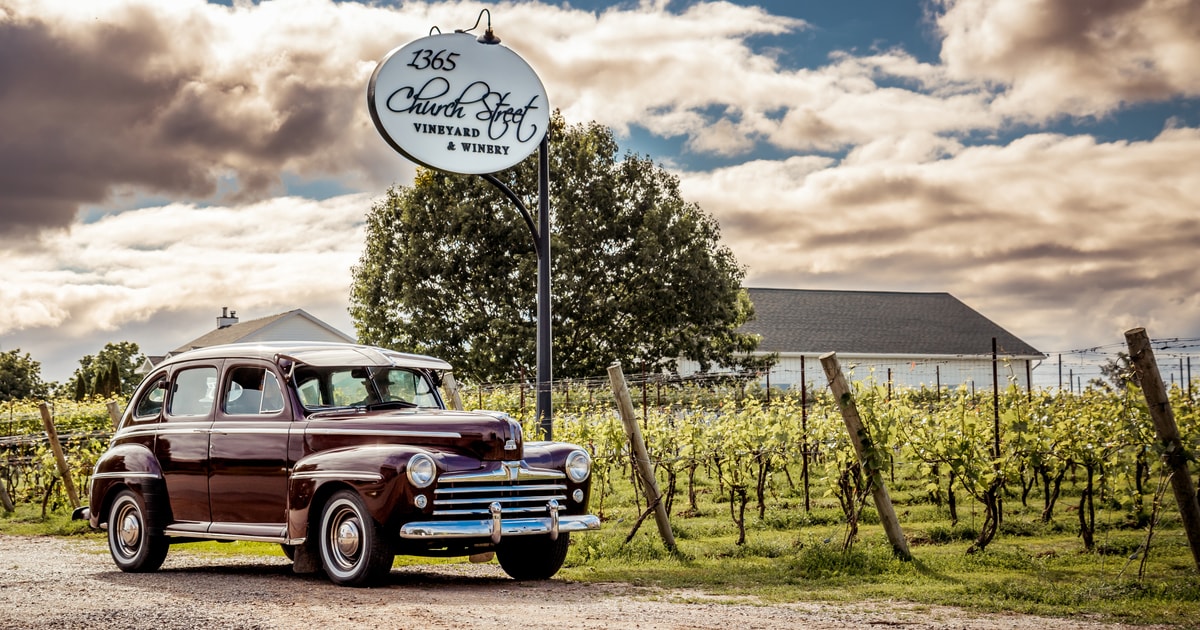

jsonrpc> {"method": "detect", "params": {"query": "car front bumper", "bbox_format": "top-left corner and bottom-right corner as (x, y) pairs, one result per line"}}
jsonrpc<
(399, 500), (600, 543)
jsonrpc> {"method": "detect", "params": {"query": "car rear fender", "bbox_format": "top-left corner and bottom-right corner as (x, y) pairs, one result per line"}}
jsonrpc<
(88, 443), (167, 530)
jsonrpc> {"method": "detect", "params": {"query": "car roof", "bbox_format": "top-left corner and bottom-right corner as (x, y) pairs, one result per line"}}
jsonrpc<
(163, 341), (453, 371)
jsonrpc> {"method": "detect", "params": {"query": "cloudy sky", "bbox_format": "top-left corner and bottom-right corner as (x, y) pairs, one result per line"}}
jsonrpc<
(1, 0), (1198, 384)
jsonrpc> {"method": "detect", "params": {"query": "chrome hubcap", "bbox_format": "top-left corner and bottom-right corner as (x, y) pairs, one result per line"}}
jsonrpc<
(119, 510), (140, 548)
(335, 516), (361, 559)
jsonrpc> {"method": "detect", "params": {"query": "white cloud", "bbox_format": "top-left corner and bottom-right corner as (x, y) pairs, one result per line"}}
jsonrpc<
(1, 0), (1199, 382)
(680, 126), (1200, 352)
(936, 0), (1200, 120)
(1, 194), (371, 338)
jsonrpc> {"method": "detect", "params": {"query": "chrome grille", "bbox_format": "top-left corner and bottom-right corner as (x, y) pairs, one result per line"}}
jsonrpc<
(432, 465), (567, 517)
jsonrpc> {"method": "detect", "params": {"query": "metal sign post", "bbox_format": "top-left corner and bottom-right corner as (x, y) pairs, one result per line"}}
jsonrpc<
(368, 13), (555, 438)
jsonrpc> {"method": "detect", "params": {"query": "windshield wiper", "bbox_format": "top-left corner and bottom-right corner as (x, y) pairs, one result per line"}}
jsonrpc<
(365, 400), (419, 411)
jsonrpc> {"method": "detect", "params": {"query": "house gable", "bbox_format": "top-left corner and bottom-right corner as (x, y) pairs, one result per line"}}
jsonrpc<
(169, 309), (355, 356)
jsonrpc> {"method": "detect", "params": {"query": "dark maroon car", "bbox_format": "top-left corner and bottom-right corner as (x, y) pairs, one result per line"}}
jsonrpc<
(75, 342), (598, 586)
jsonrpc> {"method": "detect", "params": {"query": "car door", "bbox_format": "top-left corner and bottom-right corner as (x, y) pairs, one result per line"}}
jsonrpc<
(157, 362), (221, 532)
(207, 362), (292, 538)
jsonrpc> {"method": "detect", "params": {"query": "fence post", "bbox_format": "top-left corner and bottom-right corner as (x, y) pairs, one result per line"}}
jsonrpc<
(0, 477), (13, 513)
(442, 372), (465, 411)
(38, 402), (80, 509)
(607, 362), (676, 552)
(1125, 327), (1200, 572)
(819, 352), (911, 560)
(105, 401), (122, 430)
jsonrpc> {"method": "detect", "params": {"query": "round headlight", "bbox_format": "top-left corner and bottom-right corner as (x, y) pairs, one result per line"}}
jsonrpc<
(407, 453), (437, 488)
(565, 449), (590, 483)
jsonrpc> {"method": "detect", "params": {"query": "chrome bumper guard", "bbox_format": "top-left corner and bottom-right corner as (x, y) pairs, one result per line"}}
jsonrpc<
(399, 500), (600, 543)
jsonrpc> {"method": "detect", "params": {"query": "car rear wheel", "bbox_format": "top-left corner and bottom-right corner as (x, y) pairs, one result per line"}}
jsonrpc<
(318, 490), (393, 586)
(496, 532), (570, 580)
(107, 489), (168, 572)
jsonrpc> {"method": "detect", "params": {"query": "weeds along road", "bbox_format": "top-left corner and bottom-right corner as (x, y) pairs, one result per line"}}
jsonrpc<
(0, 534), (1173, 630)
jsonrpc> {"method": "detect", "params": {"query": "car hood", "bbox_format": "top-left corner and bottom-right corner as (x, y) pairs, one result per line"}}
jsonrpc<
(302, 408), (524, 461)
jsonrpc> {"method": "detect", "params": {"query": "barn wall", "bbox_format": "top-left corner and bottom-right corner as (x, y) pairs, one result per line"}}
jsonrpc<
(679, 353), (1039, 392)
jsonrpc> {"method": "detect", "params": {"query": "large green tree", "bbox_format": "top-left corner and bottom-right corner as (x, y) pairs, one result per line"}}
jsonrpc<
(351, 114), (761, 383)
(68, 341), (145, 400)
(0, 349), (48, 401)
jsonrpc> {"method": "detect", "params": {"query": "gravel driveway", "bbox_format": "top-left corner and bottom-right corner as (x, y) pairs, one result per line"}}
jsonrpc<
(0, 534), (1170, 629)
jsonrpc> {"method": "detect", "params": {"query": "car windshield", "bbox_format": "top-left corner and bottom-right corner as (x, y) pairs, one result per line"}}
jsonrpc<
(292, 365), (440, 411)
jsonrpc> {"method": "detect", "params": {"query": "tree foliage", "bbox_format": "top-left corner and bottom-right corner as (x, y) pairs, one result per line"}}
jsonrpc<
(1098, 351), (1135, 390)
(67, 341), (145, 400)
(351, 114), (761, 382)
(0, 349), (49, 402)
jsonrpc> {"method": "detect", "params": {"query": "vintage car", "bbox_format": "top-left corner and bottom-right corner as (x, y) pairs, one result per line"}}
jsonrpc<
(75, 341), (599, 586)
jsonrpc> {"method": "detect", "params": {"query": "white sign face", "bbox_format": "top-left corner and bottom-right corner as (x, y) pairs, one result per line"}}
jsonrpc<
(368, 32), (550, 175)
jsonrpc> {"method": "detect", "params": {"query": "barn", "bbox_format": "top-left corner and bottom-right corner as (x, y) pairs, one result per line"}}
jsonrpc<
(686, 288), (1045, 392)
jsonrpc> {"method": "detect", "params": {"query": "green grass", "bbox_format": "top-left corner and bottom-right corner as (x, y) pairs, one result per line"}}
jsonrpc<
(0, 504), (94, 537)
(4, 473), (1199, 627)
(552, 481), (1200, 627)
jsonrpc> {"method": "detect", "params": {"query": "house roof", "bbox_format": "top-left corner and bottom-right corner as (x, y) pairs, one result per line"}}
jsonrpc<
(169, 309), (354, 355)
(742, 288), (1043, 358)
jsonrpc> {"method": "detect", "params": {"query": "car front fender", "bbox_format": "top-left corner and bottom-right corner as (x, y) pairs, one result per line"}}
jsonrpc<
(286, 445), (433, 540)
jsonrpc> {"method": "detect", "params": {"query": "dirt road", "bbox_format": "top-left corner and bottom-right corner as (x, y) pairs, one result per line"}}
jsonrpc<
(0, 534), (1169, 629)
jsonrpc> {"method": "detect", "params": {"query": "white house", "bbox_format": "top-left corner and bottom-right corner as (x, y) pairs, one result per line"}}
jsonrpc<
(139, 307), (355, 373)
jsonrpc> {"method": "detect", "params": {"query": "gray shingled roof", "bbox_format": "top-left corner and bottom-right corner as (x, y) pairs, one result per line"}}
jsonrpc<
(170, 310), (297, 355)
(742, 288), (1043, 358)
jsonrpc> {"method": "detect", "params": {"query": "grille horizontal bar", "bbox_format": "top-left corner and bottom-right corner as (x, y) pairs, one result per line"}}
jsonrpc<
(432, 479), (569, 517)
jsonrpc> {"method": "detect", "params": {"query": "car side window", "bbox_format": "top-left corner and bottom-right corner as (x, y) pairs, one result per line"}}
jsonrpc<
(132, 376), (168, 420)
(168, 367), (218, 417)
(223, 366), (286, 416)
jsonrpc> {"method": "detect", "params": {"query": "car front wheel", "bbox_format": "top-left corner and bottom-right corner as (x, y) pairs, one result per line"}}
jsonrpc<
(107, 489), (169, 572)
(318, 490), (393, 586)
(496, 532), (570, 580)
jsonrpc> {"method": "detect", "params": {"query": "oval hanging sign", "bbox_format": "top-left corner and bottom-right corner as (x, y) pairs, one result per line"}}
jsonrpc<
(368, 32), (549, 175)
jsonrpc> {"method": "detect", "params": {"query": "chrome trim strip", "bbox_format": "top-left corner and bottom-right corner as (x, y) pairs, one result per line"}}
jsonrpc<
(439, 465), (564, 483)
(434, 493), (567, 508)
(162, 528), (289, 544)
(398, 514), (600, 540)
(291, 471), (384, 482)
(306, 428), (461, 439)
(115, 425), (209, 439)
(208, 427), (292, 435)
(434, 483), (566, 495)
(90, 471), (161, 480)
(433, 505), (562, 517)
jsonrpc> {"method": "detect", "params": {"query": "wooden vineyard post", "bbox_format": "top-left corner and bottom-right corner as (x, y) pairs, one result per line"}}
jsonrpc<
(442, 372), (465, 411)
(607, 362), (676, 553)
(106, 401), (122, 430)
(0, 478), (14, 513)
(38, 403), (80, 509)
(819, 352), (912, 560)
(1125, 327), (1200, 572)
